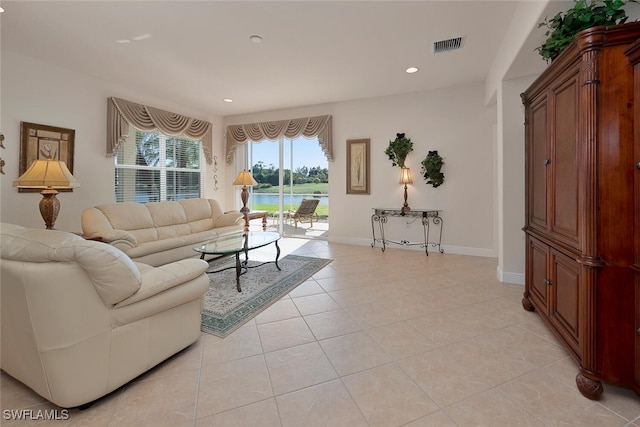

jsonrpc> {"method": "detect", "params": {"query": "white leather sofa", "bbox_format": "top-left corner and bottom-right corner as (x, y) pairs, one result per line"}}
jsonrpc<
(0, 224), (210, 408)
(81, 198), (244, 266)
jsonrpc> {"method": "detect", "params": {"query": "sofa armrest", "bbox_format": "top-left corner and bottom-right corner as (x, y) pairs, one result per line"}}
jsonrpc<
(83, 229), (137, 248)
(216, 210), (244, 227)
(114, 259), (209, 308)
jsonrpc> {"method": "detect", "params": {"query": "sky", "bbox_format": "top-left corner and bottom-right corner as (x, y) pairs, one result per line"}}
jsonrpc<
(249, 136), (328, 171)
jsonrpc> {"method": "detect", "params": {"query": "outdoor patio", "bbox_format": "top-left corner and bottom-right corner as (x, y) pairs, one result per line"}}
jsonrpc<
(247, 215), (329, 239)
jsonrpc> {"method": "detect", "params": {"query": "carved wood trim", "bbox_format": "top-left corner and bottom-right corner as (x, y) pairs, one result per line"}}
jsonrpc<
(576, 370), (603, 400)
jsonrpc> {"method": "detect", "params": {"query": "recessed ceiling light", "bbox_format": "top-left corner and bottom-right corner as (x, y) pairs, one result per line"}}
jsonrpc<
(249, 35), (263, 44)
(223, 98), (233, 103)
(132, 34), (151, 41)
(405, 67), (419, 74)
(115, 34), (151, 44)
(0, 7), (5, 13)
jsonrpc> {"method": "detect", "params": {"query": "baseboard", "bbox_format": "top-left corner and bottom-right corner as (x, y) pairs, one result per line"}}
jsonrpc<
(328, 236), (496, 258)
(497, 267), (525, 285)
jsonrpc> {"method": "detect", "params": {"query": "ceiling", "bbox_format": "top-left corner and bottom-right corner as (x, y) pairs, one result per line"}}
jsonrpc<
(2, 1), (554, 117)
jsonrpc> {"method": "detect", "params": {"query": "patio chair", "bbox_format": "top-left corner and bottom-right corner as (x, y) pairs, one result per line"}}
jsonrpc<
(285, 198), (320, 228)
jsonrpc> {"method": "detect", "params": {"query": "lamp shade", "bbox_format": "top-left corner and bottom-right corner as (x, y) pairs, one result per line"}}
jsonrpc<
(13, 159), (80, 189)
(399, 167), (413, 184)
(233, 170), (258, 186)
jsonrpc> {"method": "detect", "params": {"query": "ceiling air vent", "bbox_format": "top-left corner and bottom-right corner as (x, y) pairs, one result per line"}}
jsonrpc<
(433, 36), (465, 54)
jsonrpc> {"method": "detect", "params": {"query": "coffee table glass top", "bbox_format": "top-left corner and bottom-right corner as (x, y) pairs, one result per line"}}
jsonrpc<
(194, 231), (280, 256)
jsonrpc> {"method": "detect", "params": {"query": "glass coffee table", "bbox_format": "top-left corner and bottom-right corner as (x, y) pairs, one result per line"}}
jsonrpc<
(194, 231), (281, 292)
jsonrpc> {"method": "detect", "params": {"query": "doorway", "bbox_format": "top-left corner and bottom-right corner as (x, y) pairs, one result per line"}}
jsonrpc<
(246, 136), (329, 239)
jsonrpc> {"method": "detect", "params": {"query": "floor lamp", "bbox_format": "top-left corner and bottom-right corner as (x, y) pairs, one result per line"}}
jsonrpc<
(13, 158), (80, 230)
(233, 170), (258, 213)
(400, 167), (413, 213)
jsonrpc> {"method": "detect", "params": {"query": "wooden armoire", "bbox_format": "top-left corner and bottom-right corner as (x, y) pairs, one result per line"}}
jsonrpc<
(521, 22), (640, 400)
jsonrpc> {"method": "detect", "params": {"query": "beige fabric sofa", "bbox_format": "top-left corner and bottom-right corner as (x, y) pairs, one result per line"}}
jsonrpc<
(81, 198), (244, 266)
(0, 224), (210, 408)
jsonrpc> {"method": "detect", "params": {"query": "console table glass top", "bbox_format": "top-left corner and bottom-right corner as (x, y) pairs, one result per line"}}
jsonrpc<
(371, 208), (443, 255)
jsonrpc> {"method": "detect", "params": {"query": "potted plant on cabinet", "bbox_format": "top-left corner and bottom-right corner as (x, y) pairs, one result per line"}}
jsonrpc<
(536, 0), (636, 62)
(384, 133), (413, 168)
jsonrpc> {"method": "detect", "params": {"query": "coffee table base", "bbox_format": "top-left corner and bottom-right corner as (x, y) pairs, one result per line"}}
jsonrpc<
(204, 240), (281, 292)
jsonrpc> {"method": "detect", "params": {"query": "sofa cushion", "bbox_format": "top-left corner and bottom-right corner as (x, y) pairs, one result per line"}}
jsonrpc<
(177, 199), (214, 233)
(180, 229), (219, 246)
(146, 202), (191, 240)
(96, 203), (159, 244)
(188, 218), (215, 233)
(124, 236), (190, 259)
(179, 198), (212, 221)
(97, 202), (153, 230)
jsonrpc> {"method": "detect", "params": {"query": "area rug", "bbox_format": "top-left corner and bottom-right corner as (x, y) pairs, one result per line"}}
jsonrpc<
(201, 254), (332, 338)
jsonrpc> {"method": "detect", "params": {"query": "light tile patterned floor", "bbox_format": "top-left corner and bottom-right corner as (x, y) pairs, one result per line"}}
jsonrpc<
(2, 238), (640, 426)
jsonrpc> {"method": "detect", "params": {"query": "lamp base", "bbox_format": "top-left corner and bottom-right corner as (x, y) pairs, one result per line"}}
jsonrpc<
(39, 188), (60, 230)
(240, 185), (249, 213)
(402, 184), (410, 214)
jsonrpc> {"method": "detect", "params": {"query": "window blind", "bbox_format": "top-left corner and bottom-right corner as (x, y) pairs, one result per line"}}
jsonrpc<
(115, 129), (202, 203)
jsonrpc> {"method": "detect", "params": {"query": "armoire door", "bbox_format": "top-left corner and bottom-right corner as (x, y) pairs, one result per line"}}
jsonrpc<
(549, 71), (580, 249)
(549, 248), (581, 356)
(527, 236), (550, 314)
(527, 95), (550, 235)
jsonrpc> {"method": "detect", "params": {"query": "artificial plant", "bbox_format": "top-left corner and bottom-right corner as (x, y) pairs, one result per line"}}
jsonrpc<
(421, 150), (445, 188)
(536, 0), (635, 62)
(384, 133), (413, 168)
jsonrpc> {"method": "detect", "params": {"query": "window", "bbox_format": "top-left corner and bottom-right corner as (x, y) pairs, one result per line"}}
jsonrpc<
(115, 129), (202, 203)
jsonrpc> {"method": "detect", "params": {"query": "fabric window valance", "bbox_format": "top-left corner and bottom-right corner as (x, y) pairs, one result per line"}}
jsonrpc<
(225, 115), (333, 163)
(106, 97), (213, 164)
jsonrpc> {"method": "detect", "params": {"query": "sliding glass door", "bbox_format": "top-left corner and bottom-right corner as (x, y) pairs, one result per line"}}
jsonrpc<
(247, 136), (328, 237)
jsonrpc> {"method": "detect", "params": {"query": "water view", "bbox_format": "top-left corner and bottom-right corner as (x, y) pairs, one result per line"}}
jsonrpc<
(247, 137), (329, 219)
(252, 194), (329, 206)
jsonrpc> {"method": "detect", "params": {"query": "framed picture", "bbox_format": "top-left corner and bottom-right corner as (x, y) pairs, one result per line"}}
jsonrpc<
(19, 122), (75, 193)
(346, 138), (370, 194)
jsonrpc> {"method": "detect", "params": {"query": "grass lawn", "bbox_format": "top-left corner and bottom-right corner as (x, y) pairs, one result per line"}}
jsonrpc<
(251, 183), (329, 216)
(253, 182), (328, 195)
(252, 204), (329, 217)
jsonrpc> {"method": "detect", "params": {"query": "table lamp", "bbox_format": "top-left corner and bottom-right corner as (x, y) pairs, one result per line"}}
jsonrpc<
(400, 167), (412, 213)
(13, 158), (80, 229)
(233, 170), (258, 213)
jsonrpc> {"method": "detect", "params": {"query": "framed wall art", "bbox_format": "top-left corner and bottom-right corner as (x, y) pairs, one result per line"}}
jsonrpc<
(346, 138), (370, 195)
(19, 122), (75, 192)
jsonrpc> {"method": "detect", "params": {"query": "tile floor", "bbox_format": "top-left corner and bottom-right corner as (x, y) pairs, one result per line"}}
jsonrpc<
(2, 238), (640, 426)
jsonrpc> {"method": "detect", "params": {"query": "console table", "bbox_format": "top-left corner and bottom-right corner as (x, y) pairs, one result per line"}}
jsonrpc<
(243, 210), (268, 232)
(371, 208), (444, 255)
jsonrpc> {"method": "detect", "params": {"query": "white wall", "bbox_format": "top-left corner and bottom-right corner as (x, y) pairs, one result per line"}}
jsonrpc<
(1, 51), (226, 232)
(497, 76), (538, 284)
(225, 83), (497, 257)
(485, 0), (550, 106)
(2, 51), (500, 259)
